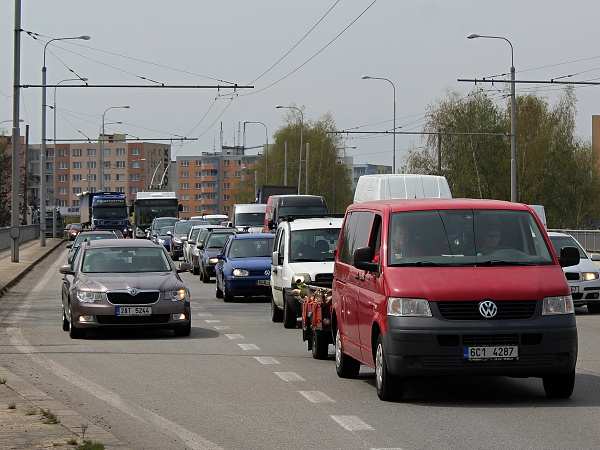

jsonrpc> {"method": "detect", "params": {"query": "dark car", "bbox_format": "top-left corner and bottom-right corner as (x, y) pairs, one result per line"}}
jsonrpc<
(170, 219), (207, 260)
(198, 229), (237, 282)
(215, 233), (274, 302)
(59, 239), (192, 339)
(67, 230), (120, 264)
(64, 223), (82, 241)
(148, 217), (179, 239)
(152, 226), (174, 253)
(190, 226), (225, 275)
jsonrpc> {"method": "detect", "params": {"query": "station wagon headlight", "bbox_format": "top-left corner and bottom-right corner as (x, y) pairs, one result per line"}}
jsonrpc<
(233, 268), (249, 277)
(208, 257), (219, 264)
(76, 290), (106, 303)
(387, 297), (432, 317)
(543, 296), (574, 315)
(170, 288), (187, 301)
(582, 272), (599, 281)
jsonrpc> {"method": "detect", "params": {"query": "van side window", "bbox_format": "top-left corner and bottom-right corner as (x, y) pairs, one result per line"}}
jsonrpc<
(369, 215), (382, 262)
(339, 213), (354, 264)
(340, 211), (373, 264)
(277, 228), (286, 261)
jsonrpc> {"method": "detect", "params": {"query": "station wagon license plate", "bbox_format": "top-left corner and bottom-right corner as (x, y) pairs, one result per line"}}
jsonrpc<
(464, 346), (518, 361)
(257, 280), (270, 286)
(115, 306), (152, 316)
(571, 286), (580, 294)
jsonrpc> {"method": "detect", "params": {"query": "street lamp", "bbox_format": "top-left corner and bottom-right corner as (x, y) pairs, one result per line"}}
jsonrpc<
(243, 121), (269, 184)
(40, 34), (90, 247)
(467, 33), (517, 202)
(276, 105), (304, 194)
(362, 75), (396, 173)
(100, 105), (130, 190)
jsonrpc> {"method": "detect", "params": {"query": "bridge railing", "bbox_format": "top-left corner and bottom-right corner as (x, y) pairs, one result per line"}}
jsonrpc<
(0, 225), (40, 252)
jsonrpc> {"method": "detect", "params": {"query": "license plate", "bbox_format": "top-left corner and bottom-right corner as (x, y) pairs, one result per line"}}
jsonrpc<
(115, 306), (152, 316)
(464, 346), (518, 361)
(571, 285), (580, 294)
(257, 280), (270, 286)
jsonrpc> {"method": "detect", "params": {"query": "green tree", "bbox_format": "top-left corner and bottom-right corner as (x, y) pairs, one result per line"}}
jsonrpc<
(0, 138), (11, 226)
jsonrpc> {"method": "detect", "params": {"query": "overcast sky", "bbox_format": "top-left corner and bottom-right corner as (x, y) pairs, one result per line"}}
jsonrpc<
(1, 0), (599, 167)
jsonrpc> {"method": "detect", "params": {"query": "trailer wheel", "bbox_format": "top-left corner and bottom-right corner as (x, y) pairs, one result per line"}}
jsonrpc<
(312, 329), (329, 360)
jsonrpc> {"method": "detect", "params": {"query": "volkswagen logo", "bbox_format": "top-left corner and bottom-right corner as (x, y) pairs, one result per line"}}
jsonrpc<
(478, 300), (498, 319)
(264, 269), (271, 276)
(127, 287), (139, 296)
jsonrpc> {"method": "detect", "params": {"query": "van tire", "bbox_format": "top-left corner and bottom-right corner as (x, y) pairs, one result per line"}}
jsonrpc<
(375, 335), (400, 401)
(192, 264), (199, 275)
(587, 304), (600, 314)
(215, 282), (223, 298)
(271, 296), (283, 322)
(283, 292), (297, 329)
(543, 370), (575, 399)
(312, 329), (329, 359)
(201, 268), (210, 283)
(335, 329), (360, 378)
(62, 308), (69, 332)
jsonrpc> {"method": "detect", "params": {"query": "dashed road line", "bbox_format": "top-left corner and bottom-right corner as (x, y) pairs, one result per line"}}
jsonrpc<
(298, 390), (335, 403)
(330, 415), (374, 431)
(213, 325), (230, 330)
(204, 319), (221, 323)
(238, 343), (260, 351)
(196, 313), (213, 317)
(224, 334), (244, 340)
(274, 372), (305, 382)
(254, 356), (280, 365)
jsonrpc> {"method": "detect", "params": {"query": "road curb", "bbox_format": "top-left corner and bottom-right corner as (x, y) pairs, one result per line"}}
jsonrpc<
(0, 239), (65, 298)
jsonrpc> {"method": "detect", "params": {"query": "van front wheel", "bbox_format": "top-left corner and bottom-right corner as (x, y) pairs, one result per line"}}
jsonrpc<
(543, 370), (575, 399)
(375, 335), (400, 401)
(335, 329), (360, 378)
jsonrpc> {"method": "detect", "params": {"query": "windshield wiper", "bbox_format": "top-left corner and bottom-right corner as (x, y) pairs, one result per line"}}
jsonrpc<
(477, 260), (538, 266)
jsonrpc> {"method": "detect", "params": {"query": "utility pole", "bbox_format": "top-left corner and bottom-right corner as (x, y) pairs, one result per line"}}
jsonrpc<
(284, 140), (288, 186)
(22, 124), (29, 225)
(437, 131), (442, 175)
(305, 142), (309, 194)
(11, 0), (22, 261)
(510, 63), (518, 202)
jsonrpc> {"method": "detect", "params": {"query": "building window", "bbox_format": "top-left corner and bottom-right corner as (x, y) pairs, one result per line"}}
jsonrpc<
(182, 205), (191, 212)
(129, 174), (140, 181)
(88, 174), (97, 181)
(104, 174), (111, 181)
(223, 194), (230, 201)
(103, 148), (111, 157)
(130, 186), (138, 194)
(223, 182), (230, 190)
(59, 162), (68, 170)
(115, 187), (125, 193)
(180, 194), (189, 200)
(234, 171), (241, 177)
(131, 161), (140, 169)
(87, 148), (96, 156)
(180, 160), (189, 167)
(224, 160), (230, 166)
(179, 183), (189, 189)
(131, 148), (140, 156)
(46, 162), (53, 171)
(87, 161), (96, 169)
(195, 171), (201, 177)
(72, 200), (79, 207)
(72, 174), (82, 182)
(72, 148), (82, 157)
(104, 161), (111, 168)
(59, 187), (67, 195)
(58, 175), (67, 182)
(115, 174), (123, 181)
(57, 149), (67, 157)
(195, 183), (202, 189)
(196, 206), (203, 212)
(116, 161), (126, 168)
(72, 187), (82, 194)
(46, 149), (54, 158)
(181, 171), (189, 178)
(116, 148), (125, 156)
(195, 160), (201, 166)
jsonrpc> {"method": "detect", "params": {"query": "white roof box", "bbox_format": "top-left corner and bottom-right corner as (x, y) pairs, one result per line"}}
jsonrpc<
(353, 174), (452, 202)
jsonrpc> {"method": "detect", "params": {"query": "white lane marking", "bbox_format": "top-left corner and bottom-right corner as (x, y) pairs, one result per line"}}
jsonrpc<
(224, 334), (244, 340)
(213, 325), (230, 330)
(370, 448), (403, 450)
(204, 319), (221, 323)
(8, 329), (222, 450)
(196, 313), (213, 317)
(330, 415), (374, 431)
(274, 372), (305, 382)
(254, 356), (279, 365)
(298, 390), (335, 403)
(237, 343), (260, 351)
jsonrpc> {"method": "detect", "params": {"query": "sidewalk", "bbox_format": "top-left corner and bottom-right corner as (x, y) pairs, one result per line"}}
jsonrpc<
(0, 238), (64, 297)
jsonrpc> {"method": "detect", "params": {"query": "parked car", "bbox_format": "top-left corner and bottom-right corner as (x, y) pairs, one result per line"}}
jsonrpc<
(190, 226), (225, 275)
(215, 233), (275, 302)
(152, 226), (174, 253)
(64, 223), (82, 241)
(271, 217), (342, 328)
(548, 232), (600, 313)
(353, 174), (452, 203)
(66, 230), (120, 264)
(198, 228), (237, 282)
(59, 239), (192, 339)
(264, 195), (328, 232)
(232, 204), (266, 232)
(170, 219), (207, 260)
(332, 199), (580, 401)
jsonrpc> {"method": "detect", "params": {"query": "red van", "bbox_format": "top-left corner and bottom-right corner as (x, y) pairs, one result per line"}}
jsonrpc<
(332, 199), (580, 401)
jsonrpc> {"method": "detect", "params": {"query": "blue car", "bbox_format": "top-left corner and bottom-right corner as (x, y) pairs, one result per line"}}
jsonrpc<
(151, 226), (174, 253)
(199, 229), (237, 282)
(215, 233), (275, 302)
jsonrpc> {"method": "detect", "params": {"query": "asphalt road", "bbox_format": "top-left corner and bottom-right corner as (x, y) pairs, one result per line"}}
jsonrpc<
(2, 245), (600, 449)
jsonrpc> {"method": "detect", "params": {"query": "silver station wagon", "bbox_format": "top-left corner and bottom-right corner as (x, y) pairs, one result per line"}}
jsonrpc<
(60, 239), (192, 338)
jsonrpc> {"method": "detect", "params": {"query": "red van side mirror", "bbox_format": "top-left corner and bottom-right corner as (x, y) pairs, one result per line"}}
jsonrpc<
(559, 246), (580, 268)
(353, 247), (378, 272)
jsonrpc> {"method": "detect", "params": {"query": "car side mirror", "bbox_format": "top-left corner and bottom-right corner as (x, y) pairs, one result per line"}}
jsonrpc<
(66, 243), (72, 249)
(559, 246), (580, 268)
(177, 262), (192, 273)
(353, 246), (378, 272)
(59, 264), (74, 275)
(591, 253), (600, 262)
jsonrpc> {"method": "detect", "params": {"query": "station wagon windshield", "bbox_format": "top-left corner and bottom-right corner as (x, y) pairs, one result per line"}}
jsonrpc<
(388, 210), (553, 266)
(82, 247), (171, 273)
(206, 233), (234, 249)
(229, 238), (274, 258)
(549, 235), (587, 259)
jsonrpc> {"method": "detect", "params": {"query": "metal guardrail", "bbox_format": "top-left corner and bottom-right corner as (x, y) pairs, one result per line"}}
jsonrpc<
(548, 229), (600, 253)
(0, 225), (40, 252)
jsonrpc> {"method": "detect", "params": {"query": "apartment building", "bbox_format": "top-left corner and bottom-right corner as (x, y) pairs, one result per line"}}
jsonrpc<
(176, 145), (259, 218)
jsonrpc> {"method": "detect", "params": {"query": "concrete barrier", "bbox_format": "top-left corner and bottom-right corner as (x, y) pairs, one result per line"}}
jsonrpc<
(0, 225), (40, 251)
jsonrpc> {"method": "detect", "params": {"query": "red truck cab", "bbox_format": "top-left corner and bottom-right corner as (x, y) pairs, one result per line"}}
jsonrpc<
(332, 199), (580, 400)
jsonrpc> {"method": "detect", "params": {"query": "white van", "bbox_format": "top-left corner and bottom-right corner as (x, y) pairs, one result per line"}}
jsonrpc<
(353, 174), (452, 203)
(233, 204), (266, 232)
(270, 217), (343, 329)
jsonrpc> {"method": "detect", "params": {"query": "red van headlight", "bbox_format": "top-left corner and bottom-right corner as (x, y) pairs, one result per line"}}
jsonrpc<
(387, 298), (432, 317)
(542, 296), (574, 315)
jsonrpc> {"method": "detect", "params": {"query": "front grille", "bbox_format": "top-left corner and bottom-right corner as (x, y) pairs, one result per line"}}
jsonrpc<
(436, 300), (537, 320)
(97, 314), (170, 325)
(572, 293), (584, 300)
(312, 273), (333, 288)
(565, 272), (580, 281)
(463, 334), (519, 346)
(107, 291), (159, 305)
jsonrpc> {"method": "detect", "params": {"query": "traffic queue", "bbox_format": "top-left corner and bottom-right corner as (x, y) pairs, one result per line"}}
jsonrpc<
(57, 174), (595, 402)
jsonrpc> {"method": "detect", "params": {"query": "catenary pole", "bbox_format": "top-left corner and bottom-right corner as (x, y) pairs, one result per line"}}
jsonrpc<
(11, 0), (21, 261)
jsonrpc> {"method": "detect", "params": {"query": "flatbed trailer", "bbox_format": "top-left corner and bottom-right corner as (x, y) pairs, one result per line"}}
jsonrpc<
(296, 284), (334, 360)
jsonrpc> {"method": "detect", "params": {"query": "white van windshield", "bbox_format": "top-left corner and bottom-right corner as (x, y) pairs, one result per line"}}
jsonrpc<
(290, 228), (340, 262)
(388, 210), (553, 266)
